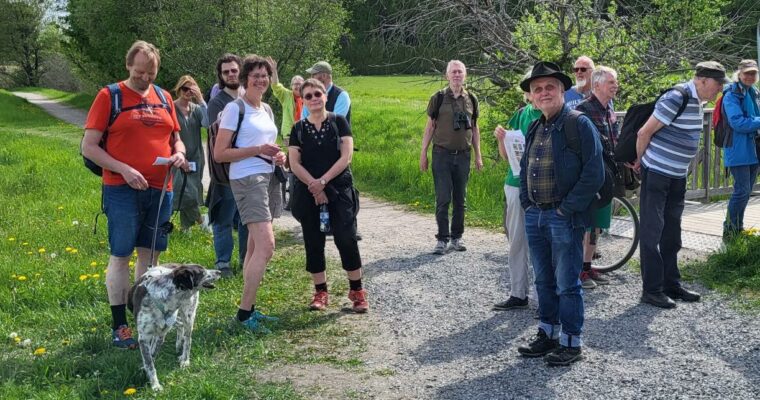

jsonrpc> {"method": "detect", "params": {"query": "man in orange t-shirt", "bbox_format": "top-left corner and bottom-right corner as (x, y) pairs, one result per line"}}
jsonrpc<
(82, 40), (187, 350)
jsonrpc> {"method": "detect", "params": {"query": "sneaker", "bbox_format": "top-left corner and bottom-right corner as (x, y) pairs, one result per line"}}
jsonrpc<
(309, 291), (329, 311)
(517, 329), (559, 358)
(580, 271), (597, 289)
(492, 296), (529, 311)
(433, 240), (448, 255)
(348, 289), (369, 313)
(545, 346), (583, 366)
(252, 310), (279, 322)
(112, 325), (138, 350)
(587, 269), (610, 285)
(239, 315), (272, 334)
(449, 238), (467, 252)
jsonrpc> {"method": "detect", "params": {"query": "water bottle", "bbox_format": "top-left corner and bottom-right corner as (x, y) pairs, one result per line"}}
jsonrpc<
(319, 204), (331, 233)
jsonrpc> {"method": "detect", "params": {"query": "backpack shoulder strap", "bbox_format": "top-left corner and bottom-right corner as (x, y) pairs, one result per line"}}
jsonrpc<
(107, 83), (122, 127)
(296, 119), (304, 146)
(328, 112), (342, 150)
(564, 110), (583, 155)
(152, 84), (169, 107)
(431, 89), (446, 120)
(670, 86), (690, 120)
(230, 98), (246, 147)
(467, 91), (479, 119)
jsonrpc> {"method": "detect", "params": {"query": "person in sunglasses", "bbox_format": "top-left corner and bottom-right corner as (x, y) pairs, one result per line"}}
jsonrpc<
(171, 75), (209, 231)
(288, 78), (367, 314)
(206, 53), (248, 279)
(565, 56), (595, 109)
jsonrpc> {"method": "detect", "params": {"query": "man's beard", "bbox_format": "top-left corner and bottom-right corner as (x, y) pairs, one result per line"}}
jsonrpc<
(223, 82), (240, 90)
(575, 79), (587, 89)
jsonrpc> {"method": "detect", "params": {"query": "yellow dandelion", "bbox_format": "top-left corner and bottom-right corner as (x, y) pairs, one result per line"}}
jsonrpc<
(38, 248), (45, 254)
(90, 261), (97, 267)
(71, 249), (78, 254)
(7, 237), (15, 241)
(79, 275), (88, 281)
(18, 276), (28, 281)
(65, 247), (72, 252)
(128, 261), (135, 267)
(123, 388), (137, 396)
(33, 347), (46, 356)
(22, 242), (28, 246)
(14, 336), (21, 343)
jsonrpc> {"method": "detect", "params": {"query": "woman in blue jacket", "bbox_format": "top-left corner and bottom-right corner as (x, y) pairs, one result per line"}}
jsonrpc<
(723, 59), (760, 238)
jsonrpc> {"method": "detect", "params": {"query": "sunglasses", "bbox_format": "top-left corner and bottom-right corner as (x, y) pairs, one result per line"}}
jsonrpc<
(180, 86), (191, 92)
(573, 67), (590, 73)
(303, 91), (323, 101)
(221, 69), (239, 76)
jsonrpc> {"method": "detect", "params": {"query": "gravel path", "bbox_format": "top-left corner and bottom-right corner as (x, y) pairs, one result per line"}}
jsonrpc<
(277, 198), (760, 400)
(19, 93), (760, 399)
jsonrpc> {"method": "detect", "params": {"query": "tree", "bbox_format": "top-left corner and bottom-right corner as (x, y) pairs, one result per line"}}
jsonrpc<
(65, 0), (349, 90)
(0, 0), (48, 87)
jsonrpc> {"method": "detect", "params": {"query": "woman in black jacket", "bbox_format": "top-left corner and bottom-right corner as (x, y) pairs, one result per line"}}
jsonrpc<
(288, 78), (367, 313)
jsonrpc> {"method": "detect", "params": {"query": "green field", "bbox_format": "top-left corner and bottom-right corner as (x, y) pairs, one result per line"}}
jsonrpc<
(0, 90), (368, 399)
(342, 75), (507, 229)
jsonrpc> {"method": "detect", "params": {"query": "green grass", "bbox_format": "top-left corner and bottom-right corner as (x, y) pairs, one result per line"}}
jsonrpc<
(343, 75), (507, 229)
(14, 87), (95, 110)
(0, 90), (368, 399)
(683, 233), (760, 309)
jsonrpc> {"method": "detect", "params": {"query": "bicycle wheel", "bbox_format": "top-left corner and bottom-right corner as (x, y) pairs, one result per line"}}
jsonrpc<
(590, 196), (640, 273)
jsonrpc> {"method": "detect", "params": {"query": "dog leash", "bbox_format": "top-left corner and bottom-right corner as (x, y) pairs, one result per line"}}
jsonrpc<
(149, 166), (187, 269)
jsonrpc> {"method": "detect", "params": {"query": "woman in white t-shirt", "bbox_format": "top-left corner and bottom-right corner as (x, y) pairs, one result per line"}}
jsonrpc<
(213, 55), (285, 333)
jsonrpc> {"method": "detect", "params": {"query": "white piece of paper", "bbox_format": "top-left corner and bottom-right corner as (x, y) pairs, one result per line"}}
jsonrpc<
(153, 157), (172, 166)
(505, 130), (525, 176)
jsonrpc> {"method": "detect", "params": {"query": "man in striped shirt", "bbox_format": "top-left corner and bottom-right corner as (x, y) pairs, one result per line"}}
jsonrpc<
(634, 61), (729, 309)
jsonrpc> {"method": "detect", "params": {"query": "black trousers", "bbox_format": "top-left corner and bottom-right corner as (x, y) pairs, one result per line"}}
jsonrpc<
(639, 167), (685, 294)
(292, 181), (361, 274)
(432, 147), (471, 241)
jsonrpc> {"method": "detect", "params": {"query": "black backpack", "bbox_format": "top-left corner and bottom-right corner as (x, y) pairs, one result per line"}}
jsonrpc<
(430, 89), (479, 121)
(81, 83), (170, 176)
(207, 98), (245, 185)
(528, 110), (617, 209)
(614, 86), (690, 163)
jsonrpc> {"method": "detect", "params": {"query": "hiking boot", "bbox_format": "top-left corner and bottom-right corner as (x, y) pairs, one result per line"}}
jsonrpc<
(239, 315), (272, 334)
(112, 325), (138, 350)
(492, 296), (529, 311)
(587, 269), (610, 285)
(252, 310), (279, 322)
(348, 289), (369, 313)
(580, 271), (597, 289)
(433, 240), (448, 255)
(309, 291), (329, 311)
(545, 346), (583, 366)
(517, 329), (559, 358)
(449, 238), (467, 252)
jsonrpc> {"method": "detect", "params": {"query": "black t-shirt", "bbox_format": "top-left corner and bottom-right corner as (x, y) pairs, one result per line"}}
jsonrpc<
(289, 114), (352, 181)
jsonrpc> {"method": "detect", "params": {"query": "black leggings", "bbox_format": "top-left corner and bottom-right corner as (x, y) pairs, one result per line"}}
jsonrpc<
(292, 182), (361, 273)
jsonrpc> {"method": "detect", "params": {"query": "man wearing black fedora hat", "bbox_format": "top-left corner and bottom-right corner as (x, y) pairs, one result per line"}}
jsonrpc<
(516, 61), (605, 366)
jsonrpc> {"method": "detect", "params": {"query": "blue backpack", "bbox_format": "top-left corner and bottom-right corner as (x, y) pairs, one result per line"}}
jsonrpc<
(80, 83), (170, 176)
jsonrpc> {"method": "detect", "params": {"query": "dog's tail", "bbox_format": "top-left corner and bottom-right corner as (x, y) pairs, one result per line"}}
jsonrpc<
(127, 284), (135, 314)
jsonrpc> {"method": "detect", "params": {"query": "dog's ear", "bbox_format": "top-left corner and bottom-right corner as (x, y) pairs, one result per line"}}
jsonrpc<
(172, 264), (207, 290)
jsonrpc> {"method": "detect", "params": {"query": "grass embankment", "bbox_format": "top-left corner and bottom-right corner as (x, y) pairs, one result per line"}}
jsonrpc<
(15, 87), (95, 110)
(343, 75), (507, 229)
(0, 90), (366, 399)
(684, 232), (760, 308)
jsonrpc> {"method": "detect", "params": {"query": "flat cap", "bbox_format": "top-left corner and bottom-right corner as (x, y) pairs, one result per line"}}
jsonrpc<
(695, 61), (729, 84)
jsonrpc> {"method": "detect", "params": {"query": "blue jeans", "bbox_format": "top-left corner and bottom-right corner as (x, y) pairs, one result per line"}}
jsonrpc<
(431, 148), (470, 241)
(727, 164), (759, 232)
(210, 184), (248, 269)
(525, 206), (584, 347)
(103, 185), (173, 257)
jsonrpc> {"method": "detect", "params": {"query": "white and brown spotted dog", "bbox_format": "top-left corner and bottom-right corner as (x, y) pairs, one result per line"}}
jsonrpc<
(127, 263), (221, 391)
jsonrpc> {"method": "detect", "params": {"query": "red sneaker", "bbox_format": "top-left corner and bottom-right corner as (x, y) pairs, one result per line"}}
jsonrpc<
(309, 291), (329, 311)
(348, 289), (369, 313)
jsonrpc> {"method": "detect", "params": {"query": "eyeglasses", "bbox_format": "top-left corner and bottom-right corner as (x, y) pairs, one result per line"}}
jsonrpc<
(221, 69), (239, 76)
(573, 67), (590, 73)
(303, 91), (323, 101)
(179, 86), (190, 92)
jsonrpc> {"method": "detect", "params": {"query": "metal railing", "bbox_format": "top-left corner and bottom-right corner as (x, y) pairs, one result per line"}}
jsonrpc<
(615, 108), (754, 203)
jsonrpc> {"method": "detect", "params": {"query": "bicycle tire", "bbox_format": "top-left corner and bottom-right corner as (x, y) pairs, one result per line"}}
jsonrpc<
(590, 196), (640, 273)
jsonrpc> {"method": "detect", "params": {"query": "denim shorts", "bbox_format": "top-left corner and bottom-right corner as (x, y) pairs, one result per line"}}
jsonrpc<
(103, 184), (174, 257)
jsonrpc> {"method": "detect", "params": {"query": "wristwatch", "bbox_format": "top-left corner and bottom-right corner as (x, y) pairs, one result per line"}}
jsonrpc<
(320, 179), (326, 185)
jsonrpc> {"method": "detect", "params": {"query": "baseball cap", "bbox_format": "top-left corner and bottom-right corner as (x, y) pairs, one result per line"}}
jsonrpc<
(738, 59), (759, 74)
(306, 61), (332, 75)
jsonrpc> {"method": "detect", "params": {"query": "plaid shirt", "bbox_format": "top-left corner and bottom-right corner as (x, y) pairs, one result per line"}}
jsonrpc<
(526, 122), (560, 204)
(576, 94), (617, 151)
